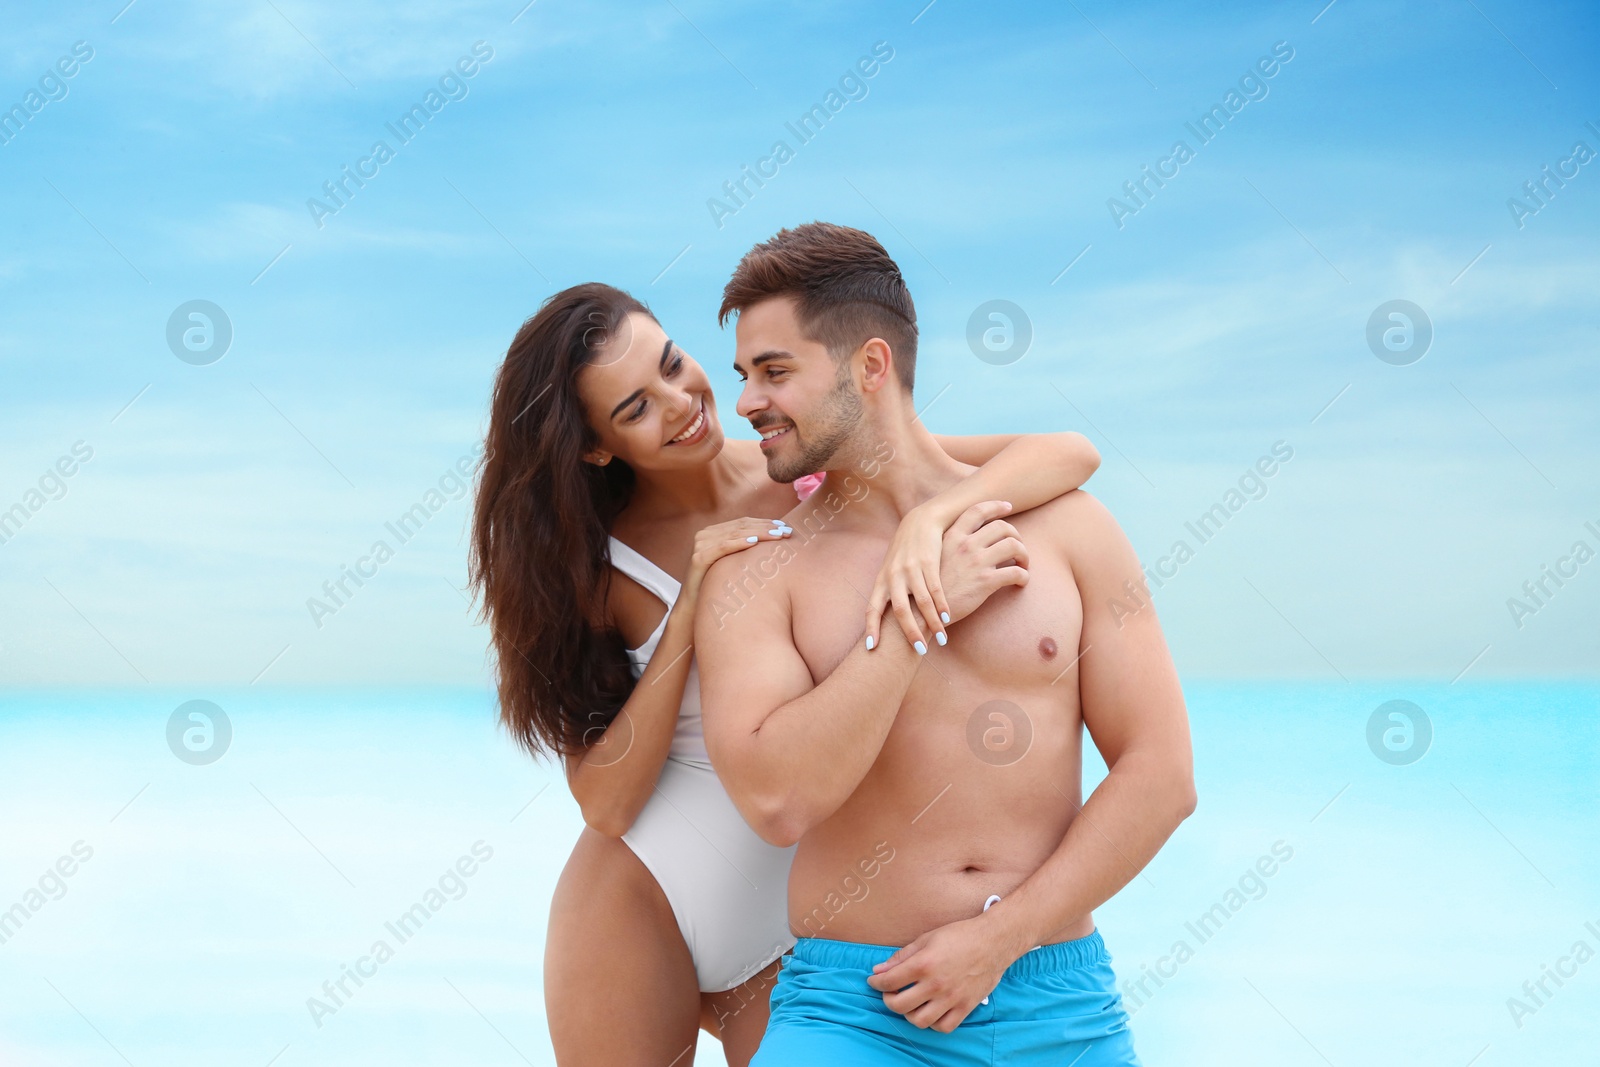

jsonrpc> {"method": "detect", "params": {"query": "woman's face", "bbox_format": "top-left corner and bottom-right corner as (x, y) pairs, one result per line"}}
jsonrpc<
(578, 311), (725, 471)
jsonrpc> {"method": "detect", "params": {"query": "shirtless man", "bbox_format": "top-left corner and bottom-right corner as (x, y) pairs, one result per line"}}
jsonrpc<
(696, 222), (1195, 1065)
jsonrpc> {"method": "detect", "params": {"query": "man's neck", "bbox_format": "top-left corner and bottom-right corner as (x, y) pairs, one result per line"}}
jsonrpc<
(821, 408), (967, 523)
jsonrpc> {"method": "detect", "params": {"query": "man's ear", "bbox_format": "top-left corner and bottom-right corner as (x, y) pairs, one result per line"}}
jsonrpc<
(857, 337), (896, 394)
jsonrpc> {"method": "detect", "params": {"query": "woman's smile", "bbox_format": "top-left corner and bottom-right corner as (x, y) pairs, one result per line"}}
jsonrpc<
(665, 398), (712, 446)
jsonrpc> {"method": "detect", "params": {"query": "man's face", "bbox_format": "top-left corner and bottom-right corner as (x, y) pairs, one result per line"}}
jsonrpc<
(733, 296), (863, 483)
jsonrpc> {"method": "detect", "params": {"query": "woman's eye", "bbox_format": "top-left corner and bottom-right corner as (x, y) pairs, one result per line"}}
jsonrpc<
(668, 356), (685, 375)
(627, 401), (646, 422)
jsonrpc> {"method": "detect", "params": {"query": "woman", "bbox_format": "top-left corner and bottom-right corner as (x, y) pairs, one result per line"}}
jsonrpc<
(468, 283), (1101, 1066)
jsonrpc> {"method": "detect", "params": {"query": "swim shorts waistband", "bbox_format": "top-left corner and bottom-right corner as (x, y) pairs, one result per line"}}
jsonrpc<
(789, 927), (1109, 978)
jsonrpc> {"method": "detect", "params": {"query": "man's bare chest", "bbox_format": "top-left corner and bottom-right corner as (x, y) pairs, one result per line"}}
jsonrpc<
(785, 529), (1085, 689)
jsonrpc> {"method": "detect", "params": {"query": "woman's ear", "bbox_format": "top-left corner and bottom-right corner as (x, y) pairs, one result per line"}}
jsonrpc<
(583, 449), (613, 466)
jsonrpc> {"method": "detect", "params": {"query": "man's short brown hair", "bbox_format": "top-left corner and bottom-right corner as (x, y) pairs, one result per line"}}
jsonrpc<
(719, 222), (918, 392)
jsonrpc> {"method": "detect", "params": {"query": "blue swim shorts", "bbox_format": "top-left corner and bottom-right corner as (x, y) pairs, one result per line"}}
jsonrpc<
(750, 928), (1141, 1065)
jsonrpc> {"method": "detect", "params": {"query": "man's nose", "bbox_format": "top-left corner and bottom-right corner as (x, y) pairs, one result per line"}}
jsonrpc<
(735, 379), (763, 420)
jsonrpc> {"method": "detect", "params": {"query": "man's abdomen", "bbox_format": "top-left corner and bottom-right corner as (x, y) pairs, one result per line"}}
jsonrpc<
(784, 719), (1095, 946)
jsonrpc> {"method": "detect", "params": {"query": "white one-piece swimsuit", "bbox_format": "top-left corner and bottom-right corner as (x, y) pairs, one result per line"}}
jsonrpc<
(608, 535), (798, 992)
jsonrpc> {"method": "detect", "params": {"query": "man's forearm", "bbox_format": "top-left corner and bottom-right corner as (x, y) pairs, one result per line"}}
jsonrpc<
(982, 757), (1194, 959)
(739, 624), (922, 844)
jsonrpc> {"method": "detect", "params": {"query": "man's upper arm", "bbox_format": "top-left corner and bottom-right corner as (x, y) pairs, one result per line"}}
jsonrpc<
(1061, 492), (1193, 796)
(694, 547), (817, 813)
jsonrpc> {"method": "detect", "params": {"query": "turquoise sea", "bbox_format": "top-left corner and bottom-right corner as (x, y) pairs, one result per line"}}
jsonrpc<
(2, 682), (1596, 1066)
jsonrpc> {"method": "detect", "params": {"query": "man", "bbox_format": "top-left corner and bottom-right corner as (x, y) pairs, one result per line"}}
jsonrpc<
(695, 222), (1195, 1065)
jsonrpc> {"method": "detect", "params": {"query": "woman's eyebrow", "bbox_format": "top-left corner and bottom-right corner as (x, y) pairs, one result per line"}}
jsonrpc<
(608, 339), (675, 420)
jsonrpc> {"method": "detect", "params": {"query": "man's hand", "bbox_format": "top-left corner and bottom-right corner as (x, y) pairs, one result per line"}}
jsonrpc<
(865, 912), (1017, 1031)
(937, 500), (1029, 626)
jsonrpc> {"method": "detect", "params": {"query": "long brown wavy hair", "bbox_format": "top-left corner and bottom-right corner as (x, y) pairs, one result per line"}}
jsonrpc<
(468, 283), (654, 759)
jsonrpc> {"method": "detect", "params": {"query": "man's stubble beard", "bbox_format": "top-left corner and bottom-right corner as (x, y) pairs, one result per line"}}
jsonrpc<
(765, 362), (866, 484)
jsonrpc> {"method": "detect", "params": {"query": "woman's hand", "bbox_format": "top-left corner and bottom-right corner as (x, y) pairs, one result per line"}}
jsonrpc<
(864, 500), (1016, 651)
(682, 516), (793, 598)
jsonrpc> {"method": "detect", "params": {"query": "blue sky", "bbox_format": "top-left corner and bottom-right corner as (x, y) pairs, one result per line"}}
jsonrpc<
(1, 0), (1596, 685)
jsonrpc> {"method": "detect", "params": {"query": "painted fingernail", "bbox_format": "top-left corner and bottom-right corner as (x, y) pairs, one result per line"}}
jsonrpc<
(935, 631), (947, 646)
(940, 611), (950, 624)
(865, 635), (876, 651)
(914, 640), (927, 656)
(746, 536), (758, 543)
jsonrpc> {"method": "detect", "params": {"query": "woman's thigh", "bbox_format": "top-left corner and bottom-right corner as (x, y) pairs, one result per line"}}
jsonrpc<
(703, 957), (782, 1067)
(545, 827), (701, 1066)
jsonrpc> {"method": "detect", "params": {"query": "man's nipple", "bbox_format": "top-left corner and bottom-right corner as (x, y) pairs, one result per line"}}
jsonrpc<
(1039, 636), (1058, 659)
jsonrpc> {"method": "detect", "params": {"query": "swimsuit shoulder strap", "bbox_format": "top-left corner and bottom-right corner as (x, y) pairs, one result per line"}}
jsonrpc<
(607, 536), (682, 607)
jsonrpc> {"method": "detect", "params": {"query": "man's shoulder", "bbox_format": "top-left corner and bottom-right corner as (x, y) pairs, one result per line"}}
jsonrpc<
(702, 538), (799, 582)
(1018, 489), (1142, 603)
(698, 539), (799, 634)
(1018, 488), (1122, 540)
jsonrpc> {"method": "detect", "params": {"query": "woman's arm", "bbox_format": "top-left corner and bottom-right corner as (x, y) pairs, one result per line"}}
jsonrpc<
(564, 581), (697, 837)
(929, 433), (1028, 467)
(865, 431), (1100, 649)
(927, 432), (1100, 520)
(565, 516), (792, 837)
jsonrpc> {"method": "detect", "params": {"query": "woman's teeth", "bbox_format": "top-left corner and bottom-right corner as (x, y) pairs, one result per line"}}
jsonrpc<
(669, 406), (705, 443)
